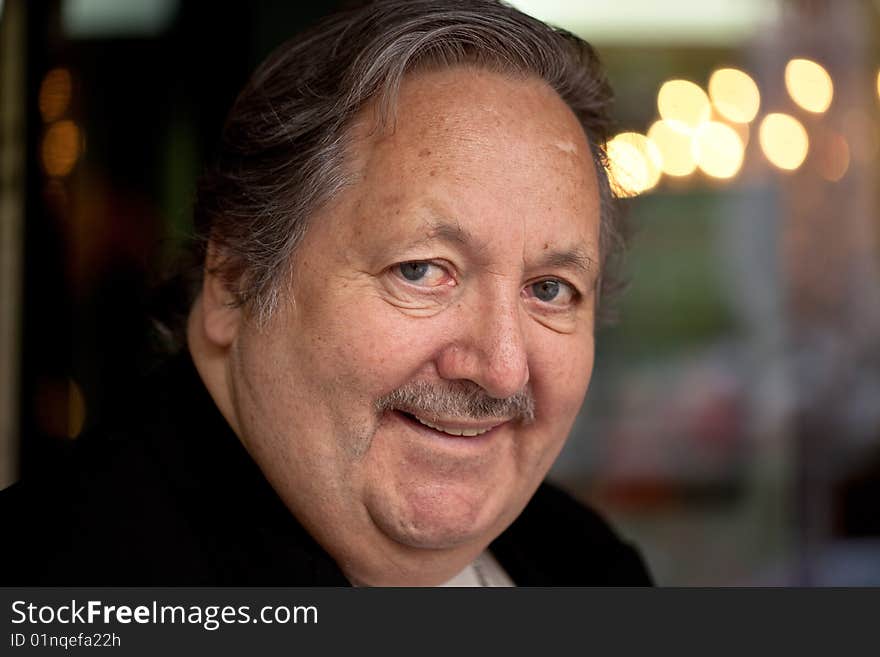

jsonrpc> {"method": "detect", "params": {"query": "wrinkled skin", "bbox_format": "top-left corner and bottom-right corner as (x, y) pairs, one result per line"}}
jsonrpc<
(189, 67), (602, 585)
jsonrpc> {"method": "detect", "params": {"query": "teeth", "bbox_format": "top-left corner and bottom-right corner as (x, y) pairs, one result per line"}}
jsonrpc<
(410, 414), (493, 437)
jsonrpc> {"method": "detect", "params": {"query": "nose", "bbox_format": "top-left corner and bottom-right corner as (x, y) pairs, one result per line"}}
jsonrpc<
(434, 294), (530, 400)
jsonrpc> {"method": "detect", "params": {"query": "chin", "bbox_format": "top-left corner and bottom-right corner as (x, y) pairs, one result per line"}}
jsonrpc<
(366, 483), (508, 551)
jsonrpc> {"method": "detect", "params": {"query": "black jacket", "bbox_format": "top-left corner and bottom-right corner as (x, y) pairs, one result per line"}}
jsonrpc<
(0, 353), (652, 586)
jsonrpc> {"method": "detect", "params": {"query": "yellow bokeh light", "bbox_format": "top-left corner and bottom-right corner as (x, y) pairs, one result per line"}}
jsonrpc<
(606, 140), (645, 198)
(694, 121), (744, 179)
(648, 120), (697, 177)
(38, 68), (72, 123)
(41, 120), (81, 177)
(876, 70), (880, 100)
(657, 79), (711, 131)
(785, 58), (833, 114)
(726, 120), (750, 149)
(759, 113), (809, 171)
(708, 68), (760, 124)
(606, 132), (662, 197)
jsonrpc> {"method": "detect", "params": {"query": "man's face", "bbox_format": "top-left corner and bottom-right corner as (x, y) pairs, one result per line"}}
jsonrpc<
(223, 67), (601, 585)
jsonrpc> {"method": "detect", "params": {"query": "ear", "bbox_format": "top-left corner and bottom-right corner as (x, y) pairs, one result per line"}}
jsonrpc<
(200, 243), (242, 349)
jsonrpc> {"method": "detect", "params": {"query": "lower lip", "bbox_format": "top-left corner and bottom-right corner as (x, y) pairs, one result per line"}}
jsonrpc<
(391, 410), (504, 444)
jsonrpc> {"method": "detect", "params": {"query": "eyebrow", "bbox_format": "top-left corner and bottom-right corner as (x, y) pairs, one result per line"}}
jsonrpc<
(535, 248), (597, 279)
(419, 220), (488, 252)
(410, 219), (597, 281)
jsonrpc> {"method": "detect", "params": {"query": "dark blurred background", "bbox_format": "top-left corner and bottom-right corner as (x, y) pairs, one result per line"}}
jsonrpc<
(1, 0), (879, 585)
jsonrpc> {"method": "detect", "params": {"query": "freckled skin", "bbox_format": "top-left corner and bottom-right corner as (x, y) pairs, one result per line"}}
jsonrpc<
(189, 67), (602, 586)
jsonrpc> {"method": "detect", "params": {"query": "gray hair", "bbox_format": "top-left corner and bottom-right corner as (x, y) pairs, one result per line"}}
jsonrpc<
(186, 0), (626, 329)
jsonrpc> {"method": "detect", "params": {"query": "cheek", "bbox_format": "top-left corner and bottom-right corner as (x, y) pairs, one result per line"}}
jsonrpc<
(296, 291), (449, 398)
(507, 335), (594, 486)
(531, 332), (595, 421)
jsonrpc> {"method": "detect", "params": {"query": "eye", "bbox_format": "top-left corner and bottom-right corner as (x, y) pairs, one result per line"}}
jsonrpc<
(525, 279), (577, 307)
(393, 261), (453, 287)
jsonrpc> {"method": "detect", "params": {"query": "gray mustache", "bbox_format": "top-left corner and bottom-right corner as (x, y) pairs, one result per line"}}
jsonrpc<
(375, 380), (535, 423)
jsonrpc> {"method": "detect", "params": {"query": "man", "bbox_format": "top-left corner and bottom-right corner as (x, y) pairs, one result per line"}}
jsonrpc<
(2, 0), (650, 586)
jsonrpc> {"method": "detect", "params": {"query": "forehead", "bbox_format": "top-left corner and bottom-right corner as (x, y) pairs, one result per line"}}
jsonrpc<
(328, 67), (600, 256)
(364, 67), (595, 176)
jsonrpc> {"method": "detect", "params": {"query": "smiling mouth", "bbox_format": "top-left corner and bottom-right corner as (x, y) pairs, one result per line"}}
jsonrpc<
(394, 410), (504, 438)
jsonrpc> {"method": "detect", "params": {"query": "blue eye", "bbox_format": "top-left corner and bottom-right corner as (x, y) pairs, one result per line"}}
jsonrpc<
(399, 262), (430, 281)
(532, 280), (560, 302)
(393, 261), (452, 288)
(527, 279), (576, 307)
